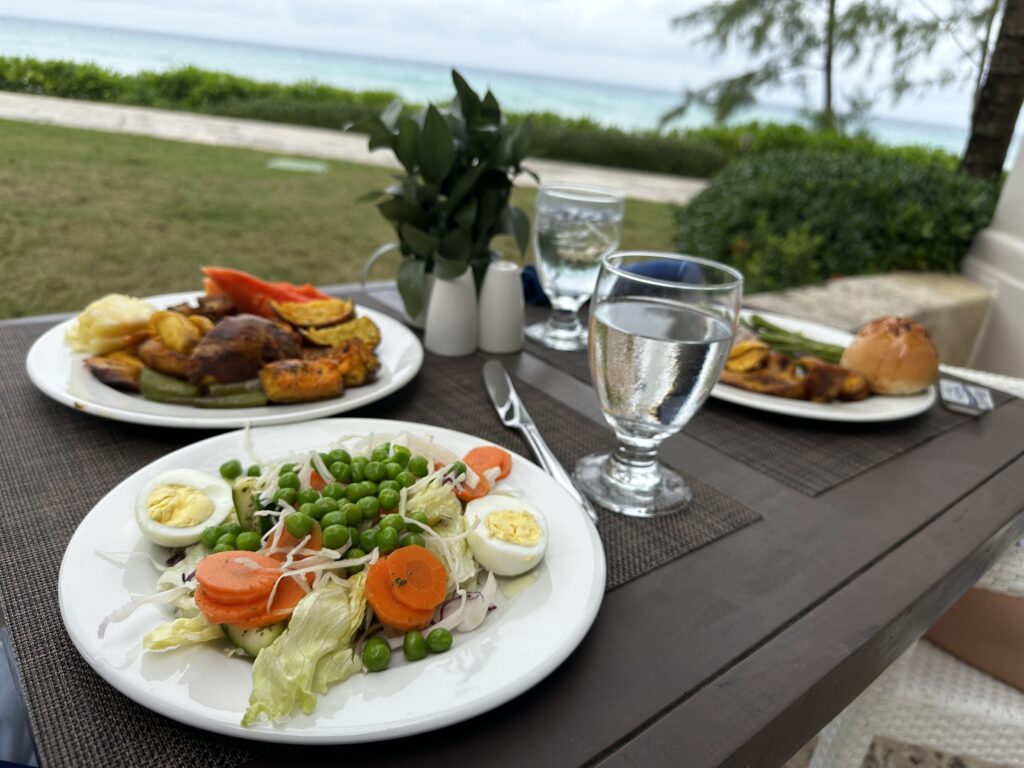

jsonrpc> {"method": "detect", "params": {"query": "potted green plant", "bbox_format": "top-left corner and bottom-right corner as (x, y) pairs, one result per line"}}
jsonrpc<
(359, 70), (533, 325)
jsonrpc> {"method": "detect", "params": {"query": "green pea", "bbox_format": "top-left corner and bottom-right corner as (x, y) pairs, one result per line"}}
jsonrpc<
(219, 459), (243, 480)
(211, 542), (233, 554)
(350, 463), (365, 483)
(285, 513), (314, 539)
(216, 533), (237, 550)
(279, 463), (297, 475)
(236, 531), (261, 551)
(391, 445), (411, 467)
(359, 528), (378, 552)
(342, 502), (362, 526)
(319, 451), (332, 465)
(200, 526), (223, 549)
(298, 502), (320, 520)
(426, 628), (453, 653)
(221, 522), (242, 537)
(377, 525), (399, 554)
(407, 456), (429, 478)
(322, 482), (345, 501)
(346, 482), (370, 503)
(274, 487), (298, 506)
(364, 461), (386, 482)
(331, 463), (353, 483)
(381, 513), (405, 532)
(410, 511), (430, 530)
(328, 449), (352, 465)
(384, 462), (403, 480)
(297, 487), (320, 506)
(403, 630), (428, 661)
(395, 471), (417, 488)
(321, 511), (346, 529)
(347, 526), (361, 546)
(378, 488), (399, 511)
(370, 444), (390, 463)
(378, 479), (400, 493)
(351, 456), (369, 469)
(347, 547), (367, 574)
(362, 481), (378, 496)
(449, 461), (467, 478)
(246, 464), (262, 477)
(401, 532), (426, 548)
(278, 472), (300, 490)
(357, 495), (380, 520)
(363, 636), (391, 672)
(322, 524), (350, 550)
(315, 496), (339, 516)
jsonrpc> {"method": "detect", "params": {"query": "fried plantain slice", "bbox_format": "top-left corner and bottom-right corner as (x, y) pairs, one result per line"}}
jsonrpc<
(271, 298), (355, 328)
(301, 316), (381, 350)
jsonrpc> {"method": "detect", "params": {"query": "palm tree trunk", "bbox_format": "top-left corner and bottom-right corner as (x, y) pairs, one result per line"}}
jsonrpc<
(824, 0), (836, 129)
(962, 0), (1024, 178)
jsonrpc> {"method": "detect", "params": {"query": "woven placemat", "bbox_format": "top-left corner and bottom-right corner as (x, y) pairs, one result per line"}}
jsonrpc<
(0, 318), (757, 768)
(521, 339), (1014, 497)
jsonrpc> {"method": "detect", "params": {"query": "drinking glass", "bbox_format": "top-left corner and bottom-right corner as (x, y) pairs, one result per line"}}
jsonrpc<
(524, 183), (625, 351)
(574, 252), (743, 517)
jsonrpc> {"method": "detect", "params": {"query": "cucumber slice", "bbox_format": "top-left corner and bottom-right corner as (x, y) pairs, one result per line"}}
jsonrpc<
(222, 622), (285, 658)
(232, 476), (261, 532)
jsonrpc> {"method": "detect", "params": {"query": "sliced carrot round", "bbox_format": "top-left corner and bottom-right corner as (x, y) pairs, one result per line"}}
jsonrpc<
(455, 472), (490, 502)
(464, 446), (513, 480)
(265, 519), (322, 562)
(365, 559), (434, 631)
(386, 546), (448, 611)
(195, 551), (281, 604)
(195, 574), (308, 629)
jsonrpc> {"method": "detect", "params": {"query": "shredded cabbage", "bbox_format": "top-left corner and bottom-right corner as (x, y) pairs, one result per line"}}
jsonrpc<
(425, 517), (478, 588)
(156, 543), (208, 593)
(407, 482), (462, 526)
(242, 572), (367, 726)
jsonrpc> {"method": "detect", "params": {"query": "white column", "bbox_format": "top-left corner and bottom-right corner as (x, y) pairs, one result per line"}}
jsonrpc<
(963, 135), (1024, 376)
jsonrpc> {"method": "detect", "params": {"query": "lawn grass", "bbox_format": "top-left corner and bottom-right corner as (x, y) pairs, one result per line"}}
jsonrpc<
(0, 119), (677, 319)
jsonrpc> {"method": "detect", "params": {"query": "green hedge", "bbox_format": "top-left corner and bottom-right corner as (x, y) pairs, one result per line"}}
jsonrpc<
(674, 150), (997, 294)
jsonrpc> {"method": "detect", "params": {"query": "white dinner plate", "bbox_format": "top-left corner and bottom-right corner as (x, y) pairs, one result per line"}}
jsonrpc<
(58, 418), (606, 743)
(710, 310), (937, 423)
(26, 291), (423, 429)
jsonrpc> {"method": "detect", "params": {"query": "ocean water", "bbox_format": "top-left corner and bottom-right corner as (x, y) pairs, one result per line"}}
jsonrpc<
(0, 16), (981, 156)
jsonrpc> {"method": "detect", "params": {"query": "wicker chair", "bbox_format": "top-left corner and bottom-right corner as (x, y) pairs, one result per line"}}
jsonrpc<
(809, 368), (1024, 768)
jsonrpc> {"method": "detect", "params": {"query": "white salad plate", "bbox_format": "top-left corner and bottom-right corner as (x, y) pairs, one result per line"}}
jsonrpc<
(26, 291), (423, 429)
(58, 418), (606, 744)
(710, 309), (937, 423)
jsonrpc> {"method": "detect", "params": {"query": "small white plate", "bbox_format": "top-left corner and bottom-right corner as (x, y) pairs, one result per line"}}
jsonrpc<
(25, 292), (423, 429)
(710, 310), (936, 423)
(58, 418), (606, 743)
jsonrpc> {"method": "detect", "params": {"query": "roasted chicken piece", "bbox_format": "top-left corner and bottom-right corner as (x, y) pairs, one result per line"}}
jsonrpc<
(838, 371), (870, 401)
(137, 338), (191, 379)
(85, 351), (145, 392)
(187, 314), (301, 385)
(260, 358), (346, 403)
(301, 338), (380, 387)
(168, 294), (235, 323)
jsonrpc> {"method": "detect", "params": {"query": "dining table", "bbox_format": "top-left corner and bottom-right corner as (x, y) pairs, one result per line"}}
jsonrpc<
(1, 279), (1023, 768)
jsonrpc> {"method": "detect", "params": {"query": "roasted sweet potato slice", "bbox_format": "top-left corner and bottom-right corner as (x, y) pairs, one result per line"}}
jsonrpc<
(301, 316), (381, 349)
(85, 356), (143, 392)
(259, 358), (346, 403)
(271, 298), (354, 328)
(187, 314), (301, 385)
(137, 339), (191, 379)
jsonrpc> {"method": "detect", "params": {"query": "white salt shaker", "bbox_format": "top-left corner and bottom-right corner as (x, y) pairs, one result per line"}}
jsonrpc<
(423, 269), (478, 357)
(478, 260), (524, 353)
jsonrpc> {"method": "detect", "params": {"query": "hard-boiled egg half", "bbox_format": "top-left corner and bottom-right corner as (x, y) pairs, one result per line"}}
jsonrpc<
(465, 495), (548, 577)
(135, 469), (234, 547)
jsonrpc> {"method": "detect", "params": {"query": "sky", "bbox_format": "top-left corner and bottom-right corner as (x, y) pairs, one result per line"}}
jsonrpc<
(0, 0), (979, 128)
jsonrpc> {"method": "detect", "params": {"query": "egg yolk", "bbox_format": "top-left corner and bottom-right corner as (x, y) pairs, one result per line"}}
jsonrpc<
(146, 484), (215, 528)
(485, 511), (541, 546)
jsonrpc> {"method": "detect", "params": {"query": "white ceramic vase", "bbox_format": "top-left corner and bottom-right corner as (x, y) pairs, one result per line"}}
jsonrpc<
(478, 260), (524, 353)
(423, 270), (478, 357)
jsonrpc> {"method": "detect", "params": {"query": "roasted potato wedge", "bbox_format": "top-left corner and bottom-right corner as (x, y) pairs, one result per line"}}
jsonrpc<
(187, 315), (215, 336)
(137, 339), (191, 379)
(187, 314), (301, 385)
(838, 371), (870, 401)
(85, 355), (143, 392)
(301, 316), (381, 350)
(726, 340), (770, 373)
(150, 310), (203, 354)
(260, 358), (346, 403)
(719, 367), (806, 399)
(271, 298), (355, 328)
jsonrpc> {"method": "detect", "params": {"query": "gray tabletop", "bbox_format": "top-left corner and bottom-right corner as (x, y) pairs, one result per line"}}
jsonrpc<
(3, 282), (1024, 768)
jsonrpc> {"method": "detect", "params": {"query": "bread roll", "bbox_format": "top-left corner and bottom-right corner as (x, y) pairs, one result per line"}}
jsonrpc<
(840, 317), (939, 396)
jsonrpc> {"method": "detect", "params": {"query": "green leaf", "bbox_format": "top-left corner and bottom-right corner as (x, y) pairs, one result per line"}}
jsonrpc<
(380, 98), (403, 131)
(400, 223), (440, 258)
(355, 189), (385, 204)
(445, 162), (487, 215)
(452, 70), (481, 122)
(453, 198), (477, 231)
(397, 258), (428, 318)
(377, 197), (403, 224)
(364, 116), (396, 151)
(511, 119), (532, 164)
(440, 228), (472, 263)
(394, 118), (419, 172)
(418, 105), (455, 183)
(481, 90), (501, 123)
(433, 253), (469, 280)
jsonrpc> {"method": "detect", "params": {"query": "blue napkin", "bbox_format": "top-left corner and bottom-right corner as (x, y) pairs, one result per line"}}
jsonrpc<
(521, 265), (550, 306)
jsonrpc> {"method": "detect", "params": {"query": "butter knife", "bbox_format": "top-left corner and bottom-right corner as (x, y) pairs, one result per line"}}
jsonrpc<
(482, 360), (600, 525)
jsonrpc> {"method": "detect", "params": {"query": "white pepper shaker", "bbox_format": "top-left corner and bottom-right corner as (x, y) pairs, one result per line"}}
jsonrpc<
(478, 260), (525, 353)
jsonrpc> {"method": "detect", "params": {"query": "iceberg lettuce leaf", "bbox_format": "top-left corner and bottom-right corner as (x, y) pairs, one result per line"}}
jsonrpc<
(407, 481), (461, 525)
(242, 572), (367, 726)
(143, 609), (223, 651)
(427, 517), (478, 589)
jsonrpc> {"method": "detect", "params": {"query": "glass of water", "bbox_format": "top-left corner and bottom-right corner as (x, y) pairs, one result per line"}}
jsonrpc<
(525, 183), (625, 351)
(574, 252), (743, 517)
